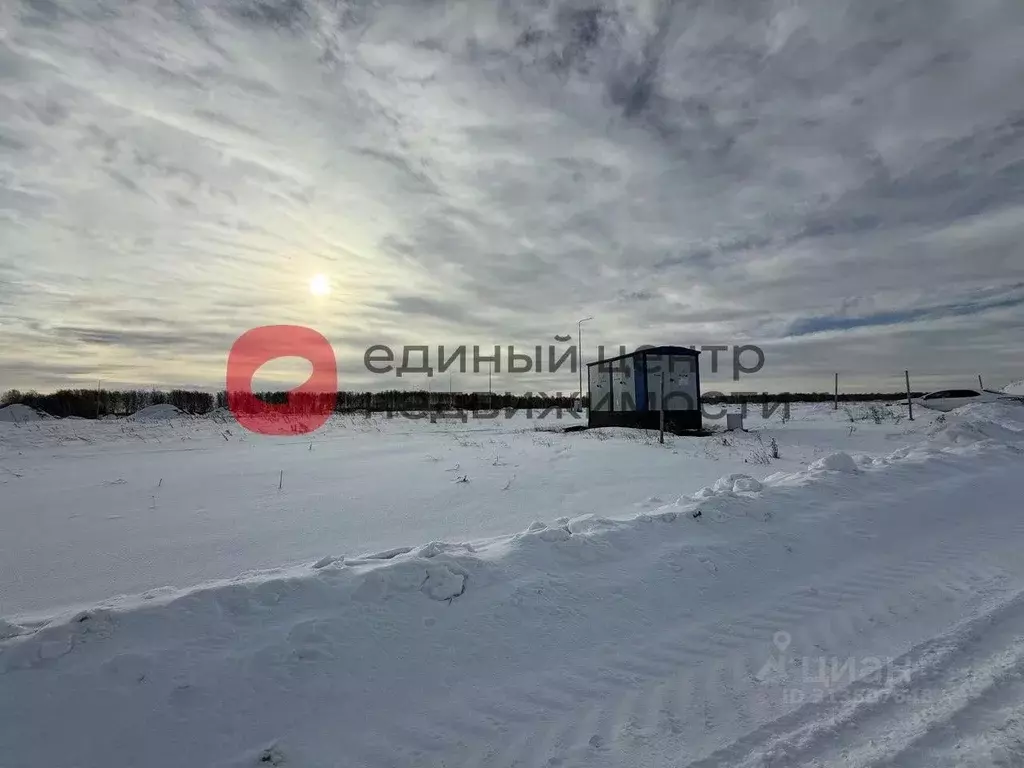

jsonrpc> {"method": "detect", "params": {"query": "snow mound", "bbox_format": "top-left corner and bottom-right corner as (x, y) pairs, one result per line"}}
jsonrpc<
(688, 474), (764, 506)
(126, 404), (187, 421)
(810, 452), (859, 473)
(926, 402), (1024, 447)
(713, 474), (764, 493)
(1003, 379), (1024, 395)
(0, 404), (46, 423)
(514, 521), (572, 543)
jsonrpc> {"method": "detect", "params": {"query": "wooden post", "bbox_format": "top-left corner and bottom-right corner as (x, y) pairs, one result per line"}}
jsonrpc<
(905, 370), (914, 422)
(978, 374), (984, 390)
(659, 367), (666, 444)
(834, 373), (839, 410)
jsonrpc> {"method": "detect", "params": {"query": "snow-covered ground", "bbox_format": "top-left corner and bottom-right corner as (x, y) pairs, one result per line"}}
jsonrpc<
(3, 402), (931, 618)
(3, 401), (1024, 767)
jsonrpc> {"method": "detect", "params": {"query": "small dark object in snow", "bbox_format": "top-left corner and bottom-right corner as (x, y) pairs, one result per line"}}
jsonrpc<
(258, 746), (285, 765)
(455, 475), (469, 483)
(692, 510), (702, 519)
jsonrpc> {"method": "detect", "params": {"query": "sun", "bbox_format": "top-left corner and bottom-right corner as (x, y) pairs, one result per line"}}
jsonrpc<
(309, 274), (331, 297)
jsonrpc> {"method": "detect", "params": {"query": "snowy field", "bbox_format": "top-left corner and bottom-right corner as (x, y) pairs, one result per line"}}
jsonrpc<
(3, 402), (934, 618)
(3, 400), (1024, 767)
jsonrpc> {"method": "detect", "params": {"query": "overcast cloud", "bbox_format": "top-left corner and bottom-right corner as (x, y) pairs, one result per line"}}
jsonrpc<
(1, 0), (1022, 395)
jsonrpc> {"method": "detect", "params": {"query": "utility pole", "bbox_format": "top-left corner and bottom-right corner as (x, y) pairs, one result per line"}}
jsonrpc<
(577, 316), (593, 407)
(978, 374), (984, 390)
(834, 373), (839, 410)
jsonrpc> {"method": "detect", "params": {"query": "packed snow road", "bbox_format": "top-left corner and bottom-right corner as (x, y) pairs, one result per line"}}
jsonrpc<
(2, 402), (1024, 767)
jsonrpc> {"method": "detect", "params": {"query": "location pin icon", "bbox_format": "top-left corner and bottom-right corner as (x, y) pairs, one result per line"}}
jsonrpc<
(773, 631), (792, 652)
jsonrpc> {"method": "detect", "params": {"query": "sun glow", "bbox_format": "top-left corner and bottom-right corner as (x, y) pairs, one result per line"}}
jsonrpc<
(309, 274), (331, 296)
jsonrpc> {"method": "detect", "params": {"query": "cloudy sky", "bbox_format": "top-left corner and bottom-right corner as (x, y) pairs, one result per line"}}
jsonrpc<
(2, 0), (1023, 396)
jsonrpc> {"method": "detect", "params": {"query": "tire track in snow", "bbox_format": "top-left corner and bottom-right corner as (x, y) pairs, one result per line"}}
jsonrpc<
(871, 655), (1024, 768)
(523, 550), (1003, 766)
(483, 529), (1024, 767)
(356, 469), (1024, 768)
(680, 587), (1024, 768)
(463, 562), (1003, 767)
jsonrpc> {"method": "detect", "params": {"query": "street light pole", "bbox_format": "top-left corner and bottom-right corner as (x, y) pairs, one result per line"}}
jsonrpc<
(577, 316), (593, 406)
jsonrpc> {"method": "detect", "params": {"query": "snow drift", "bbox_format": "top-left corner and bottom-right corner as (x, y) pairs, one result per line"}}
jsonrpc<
(1004, 379), (1024, 396)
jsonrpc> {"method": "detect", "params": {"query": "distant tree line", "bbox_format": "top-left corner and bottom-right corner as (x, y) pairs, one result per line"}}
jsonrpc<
(701, 391), (922, 404)
(1, 388), (218, 418)
(1, 387), (924, 420)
